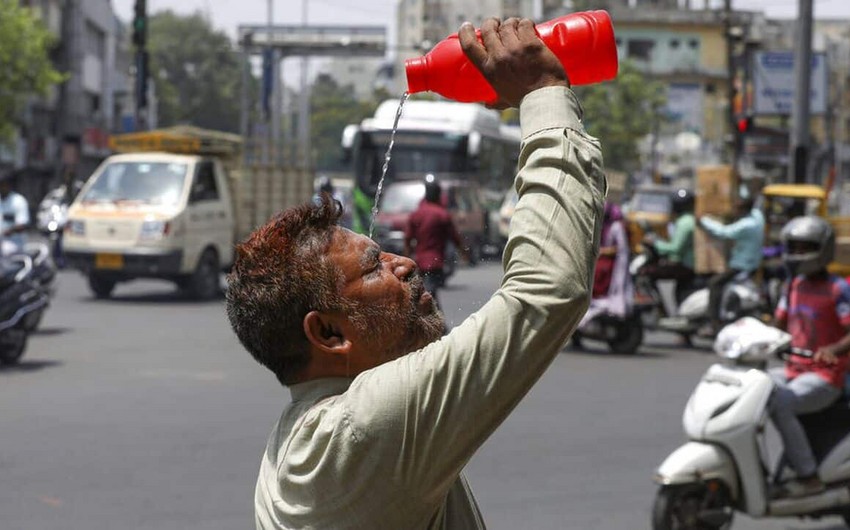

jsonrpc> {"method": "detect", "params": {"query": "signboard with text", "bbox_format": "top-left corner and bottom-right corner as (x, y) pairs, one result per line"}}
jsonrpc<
(753, 51), (827, 115)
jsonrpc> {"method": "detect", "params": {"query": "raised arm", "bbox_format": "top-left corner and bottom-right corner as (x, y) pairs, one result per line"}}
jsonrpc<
(343, 18), (606, 499)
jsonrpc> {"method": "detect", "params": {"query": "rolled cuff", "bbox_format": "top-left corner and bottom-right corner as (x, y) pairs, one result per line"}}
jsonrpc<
(519, 86), (584, 139)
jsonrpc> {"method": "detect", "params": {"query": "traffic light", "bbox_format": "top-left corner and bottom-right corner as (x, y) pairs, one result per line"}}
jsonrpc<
(132, 0), (147, 48)
(736, 116), (753, 134)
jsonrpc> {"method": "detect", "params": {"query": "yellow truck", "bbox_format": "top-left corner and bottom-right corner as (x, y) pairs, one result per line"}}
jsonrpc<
(63, 127), (313, 299)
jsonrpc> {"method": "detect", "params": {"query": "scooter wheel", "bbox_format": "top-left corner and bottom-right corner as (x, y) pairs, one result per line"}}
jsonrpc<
(0, 329), (28, 365)
(652, 484), (733, 530)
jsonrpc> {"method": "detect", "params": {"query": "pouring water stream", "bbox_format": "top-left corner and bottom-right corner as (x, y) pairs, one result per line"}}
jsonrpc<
(368, 92), (409, 239)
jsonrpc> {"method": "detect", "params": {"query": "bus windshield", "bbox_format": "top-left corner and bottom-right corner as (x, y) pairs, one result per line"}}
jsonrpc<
(354, 131), (467, 194)
(81, 161), (188, 206)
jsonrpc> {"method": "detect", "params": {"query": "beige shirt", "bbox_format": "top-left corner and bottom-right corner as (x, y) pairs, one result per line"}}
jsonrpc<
(255, 86), (607, 530)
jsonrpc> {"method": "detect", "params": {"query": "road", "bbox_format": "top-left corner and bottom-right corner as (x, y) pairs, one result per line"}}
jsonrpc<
(0, 262), (845, 530)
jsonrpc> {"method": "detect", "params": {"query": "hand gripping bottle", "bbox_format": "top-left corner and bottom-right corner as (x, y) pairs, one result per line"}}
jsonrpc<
(405, 10), (618, 104)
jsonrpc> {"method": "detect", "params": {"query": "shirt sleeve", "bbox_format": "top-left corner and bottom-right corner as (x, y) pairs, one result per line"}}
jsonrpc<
(700, 212), (754, 240)
(342, 87), (606, 500)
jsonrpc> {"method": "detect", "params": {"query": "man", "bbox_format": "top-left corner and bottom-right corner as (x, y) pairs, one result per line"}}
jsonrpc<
(404, 174), (468, 309)
(643, 188), (696, 303)
(698, 196), (765, 335)
(771, 216), (850, 497)
(226, 17), (606, 529)
(0, 173), (30, 254)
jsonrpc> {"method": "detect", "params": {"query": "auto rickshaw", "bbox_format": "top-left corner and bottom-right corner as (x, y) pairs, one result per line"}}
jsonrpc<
(761, 183), (850, 276)
(624, 184), (674, 253)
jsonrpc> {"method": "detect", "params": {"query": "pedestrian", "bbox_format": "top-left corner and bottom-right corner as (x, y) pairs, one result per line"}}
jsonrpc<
(403, 174), (468, 310)
(698, 195), (765, 336)
(770, 216), (850, 498)
(0, 172), (30, 255)
(577, 201), (632, 342)
(226, 17), (606, 529)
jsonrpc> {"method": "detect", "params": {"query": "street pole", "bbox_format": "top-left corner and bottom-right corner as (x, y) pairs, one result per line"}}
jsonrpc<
(723, 0), (739, 174)
(298, 0), (311, 168)
(789, 0), (814, 184)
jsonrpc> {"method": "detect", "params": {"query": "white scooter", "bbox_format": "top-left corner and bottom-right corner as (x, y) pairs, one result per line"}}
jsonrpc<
(630, 244), (765, 341)
(652, 317), (850, 529)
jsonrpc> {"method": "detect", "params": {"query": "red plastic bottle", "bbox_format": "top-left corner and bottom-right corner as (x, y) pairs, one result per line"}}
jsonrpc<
(405, 10), (619, 104)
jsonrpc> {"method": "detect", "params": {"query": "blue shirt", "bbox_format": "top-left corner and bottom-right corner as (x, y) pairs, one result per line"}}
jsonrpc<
(700, 208), (764, 272)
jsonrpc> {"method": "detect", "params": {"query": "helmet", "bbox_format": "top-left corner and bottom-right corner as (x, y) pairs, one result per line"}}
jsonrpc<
(671, 188), (694, 215)
(423, 173), (441, 203)
(781, 216), (835, 276)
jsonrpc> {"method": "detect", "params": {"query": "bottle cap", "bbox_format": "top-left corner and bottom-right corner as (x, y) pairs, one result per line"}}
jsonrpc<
(405, 57), (428, 94)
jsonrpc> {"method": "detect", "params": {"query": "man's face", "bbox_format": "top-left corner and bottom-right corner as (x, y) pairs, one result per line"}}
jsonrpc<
(327, 227), (445, 370)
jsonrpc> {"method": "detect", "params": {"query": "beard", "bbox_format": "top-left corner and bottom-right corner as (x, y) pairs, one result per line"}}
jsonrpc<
(349, 274), (445, 361)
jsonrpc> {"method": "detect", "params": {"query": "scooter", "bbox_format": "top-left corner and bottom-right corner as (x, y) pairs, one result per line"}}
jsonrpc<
(631, 242), (766, 341)
(18, 242), (56, 332)
(0, 254), (49, 365)
(652, 317), (850, 529)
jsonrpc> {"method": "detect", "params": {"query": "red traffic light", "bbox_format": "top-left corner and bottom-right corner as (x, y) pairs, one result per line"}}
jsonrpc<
(737, 117), (752, 133)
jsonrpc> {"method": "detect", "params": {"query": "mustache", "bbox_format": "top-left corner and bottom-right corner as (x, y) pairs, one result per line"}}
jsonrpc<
(407, 273), (425, 301)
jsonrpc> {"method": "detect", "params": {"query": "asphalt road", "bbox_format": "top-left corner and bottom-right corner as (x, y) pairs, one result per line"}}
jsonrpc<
(0, 262), (846, 530)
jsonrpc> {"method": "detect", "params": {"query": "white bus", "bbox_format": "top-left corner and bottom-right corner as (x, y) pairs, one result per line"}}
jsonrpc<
(342, 99), (520, 212)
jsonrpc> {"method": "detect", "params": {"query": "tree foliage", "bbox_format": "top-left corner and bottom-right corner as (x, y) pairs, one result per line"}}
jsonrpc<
(309, 74), (385, 171)
(147, 11), (244, 132)
(0, 0), (64, 142)
(572, 60), (666, 172)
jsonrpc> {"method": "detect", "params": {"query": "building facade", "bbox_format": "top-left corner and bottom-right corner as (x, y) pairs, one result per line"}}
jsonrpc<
(4, 0), (132, 206)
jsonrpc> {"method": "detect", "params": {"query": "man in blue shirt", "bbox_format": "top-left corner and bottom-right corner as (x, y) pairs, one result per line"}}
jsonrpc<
(699, 196), (765, 335)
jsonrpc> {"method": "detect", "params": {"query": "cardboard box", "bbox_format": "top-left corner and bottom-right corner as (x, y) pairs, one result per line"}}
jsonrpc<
(695, 228), (728, 274)
(696, 165), (737, 217)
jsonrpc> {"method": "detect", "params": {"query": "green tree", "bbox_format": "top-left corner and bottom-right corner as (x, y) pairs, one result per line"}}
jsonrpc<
(0, 0), (63, 143)
(147, 11), (244, 132)
(572, 60), (666, 172)
(309, 74), (384, 171)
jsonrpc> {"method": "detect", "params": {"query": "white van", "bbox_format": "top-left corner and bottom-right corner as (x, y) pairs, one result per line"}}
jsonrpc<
(64, 152), (235, 299)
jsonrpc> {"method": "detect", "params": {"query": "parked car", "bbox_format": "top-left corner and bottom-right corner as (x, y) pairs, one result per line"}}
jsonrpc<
(373, 179), (488, 268)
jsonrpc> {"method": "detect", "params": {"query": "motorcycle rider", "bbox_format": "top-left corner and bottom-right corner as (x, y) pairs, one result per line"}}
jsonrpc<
(0, 172), (30, 255)
(642, 188), (696, 303)
(698, 195), (765, 336)
(771, 216), (850, 498)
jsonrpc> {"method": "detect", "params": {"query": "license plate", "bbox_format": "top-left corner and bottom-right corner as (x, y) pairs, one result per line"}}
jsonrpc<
(95, 253), (124, 270)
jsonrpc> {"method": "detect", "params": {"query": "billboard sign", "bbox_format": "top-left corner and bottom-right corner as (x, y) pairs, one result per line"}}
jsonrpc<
(753, 51), (827, 115)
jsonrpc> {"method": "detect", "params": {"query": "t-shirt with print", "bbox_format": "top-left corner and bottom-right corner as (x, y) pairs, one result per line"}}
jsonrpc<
(775, 274), (850, 387)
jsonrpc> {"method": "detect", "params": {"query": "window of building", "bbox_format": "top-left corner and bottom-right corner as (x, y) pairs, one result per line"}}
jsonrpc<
(84, 21), (105, 57)
(670, 39), (680, 49)
(689, 39), (699, 49)
(627, 39), (655, 61)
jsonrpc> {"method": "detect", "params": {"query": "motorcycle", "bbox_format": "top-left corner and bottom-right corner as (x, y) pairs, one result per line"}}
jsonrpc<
(652, 317), (850, 529)
(17, 242), (56, 331)
(36, 185), (70, 265)
(0, 254), (49, 365)
(631, 239), (766, 341)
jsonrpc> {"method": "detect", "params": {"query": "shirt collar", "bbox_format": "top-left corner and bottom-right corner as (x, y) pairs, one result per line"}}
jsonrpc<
(289, 377), (354, 403)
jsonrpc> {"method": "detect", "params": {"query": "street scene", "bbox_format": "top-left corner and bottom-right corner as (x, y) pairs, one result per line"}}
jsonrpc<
(2, 0), (850, 529)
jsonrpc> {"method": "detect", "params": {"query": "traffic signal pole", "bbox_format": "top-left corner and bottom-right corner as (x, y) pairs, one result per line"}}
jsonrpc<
(789, 0), (814, 183)
(133, 0), (148, 131)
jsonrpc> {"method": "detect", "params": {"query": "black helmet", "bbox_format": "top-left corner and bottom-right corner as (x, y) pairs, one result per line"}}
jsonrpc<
(423, 173), (441, 203)
(781, 215), (835, 276)
(671, 188), (694, 215)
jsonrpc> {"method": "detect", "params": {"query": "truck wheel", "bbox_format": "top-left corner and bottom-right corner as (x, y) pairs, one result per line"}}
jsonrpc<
(89, 274), (116, 299)
(187, 249), (220, 300)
